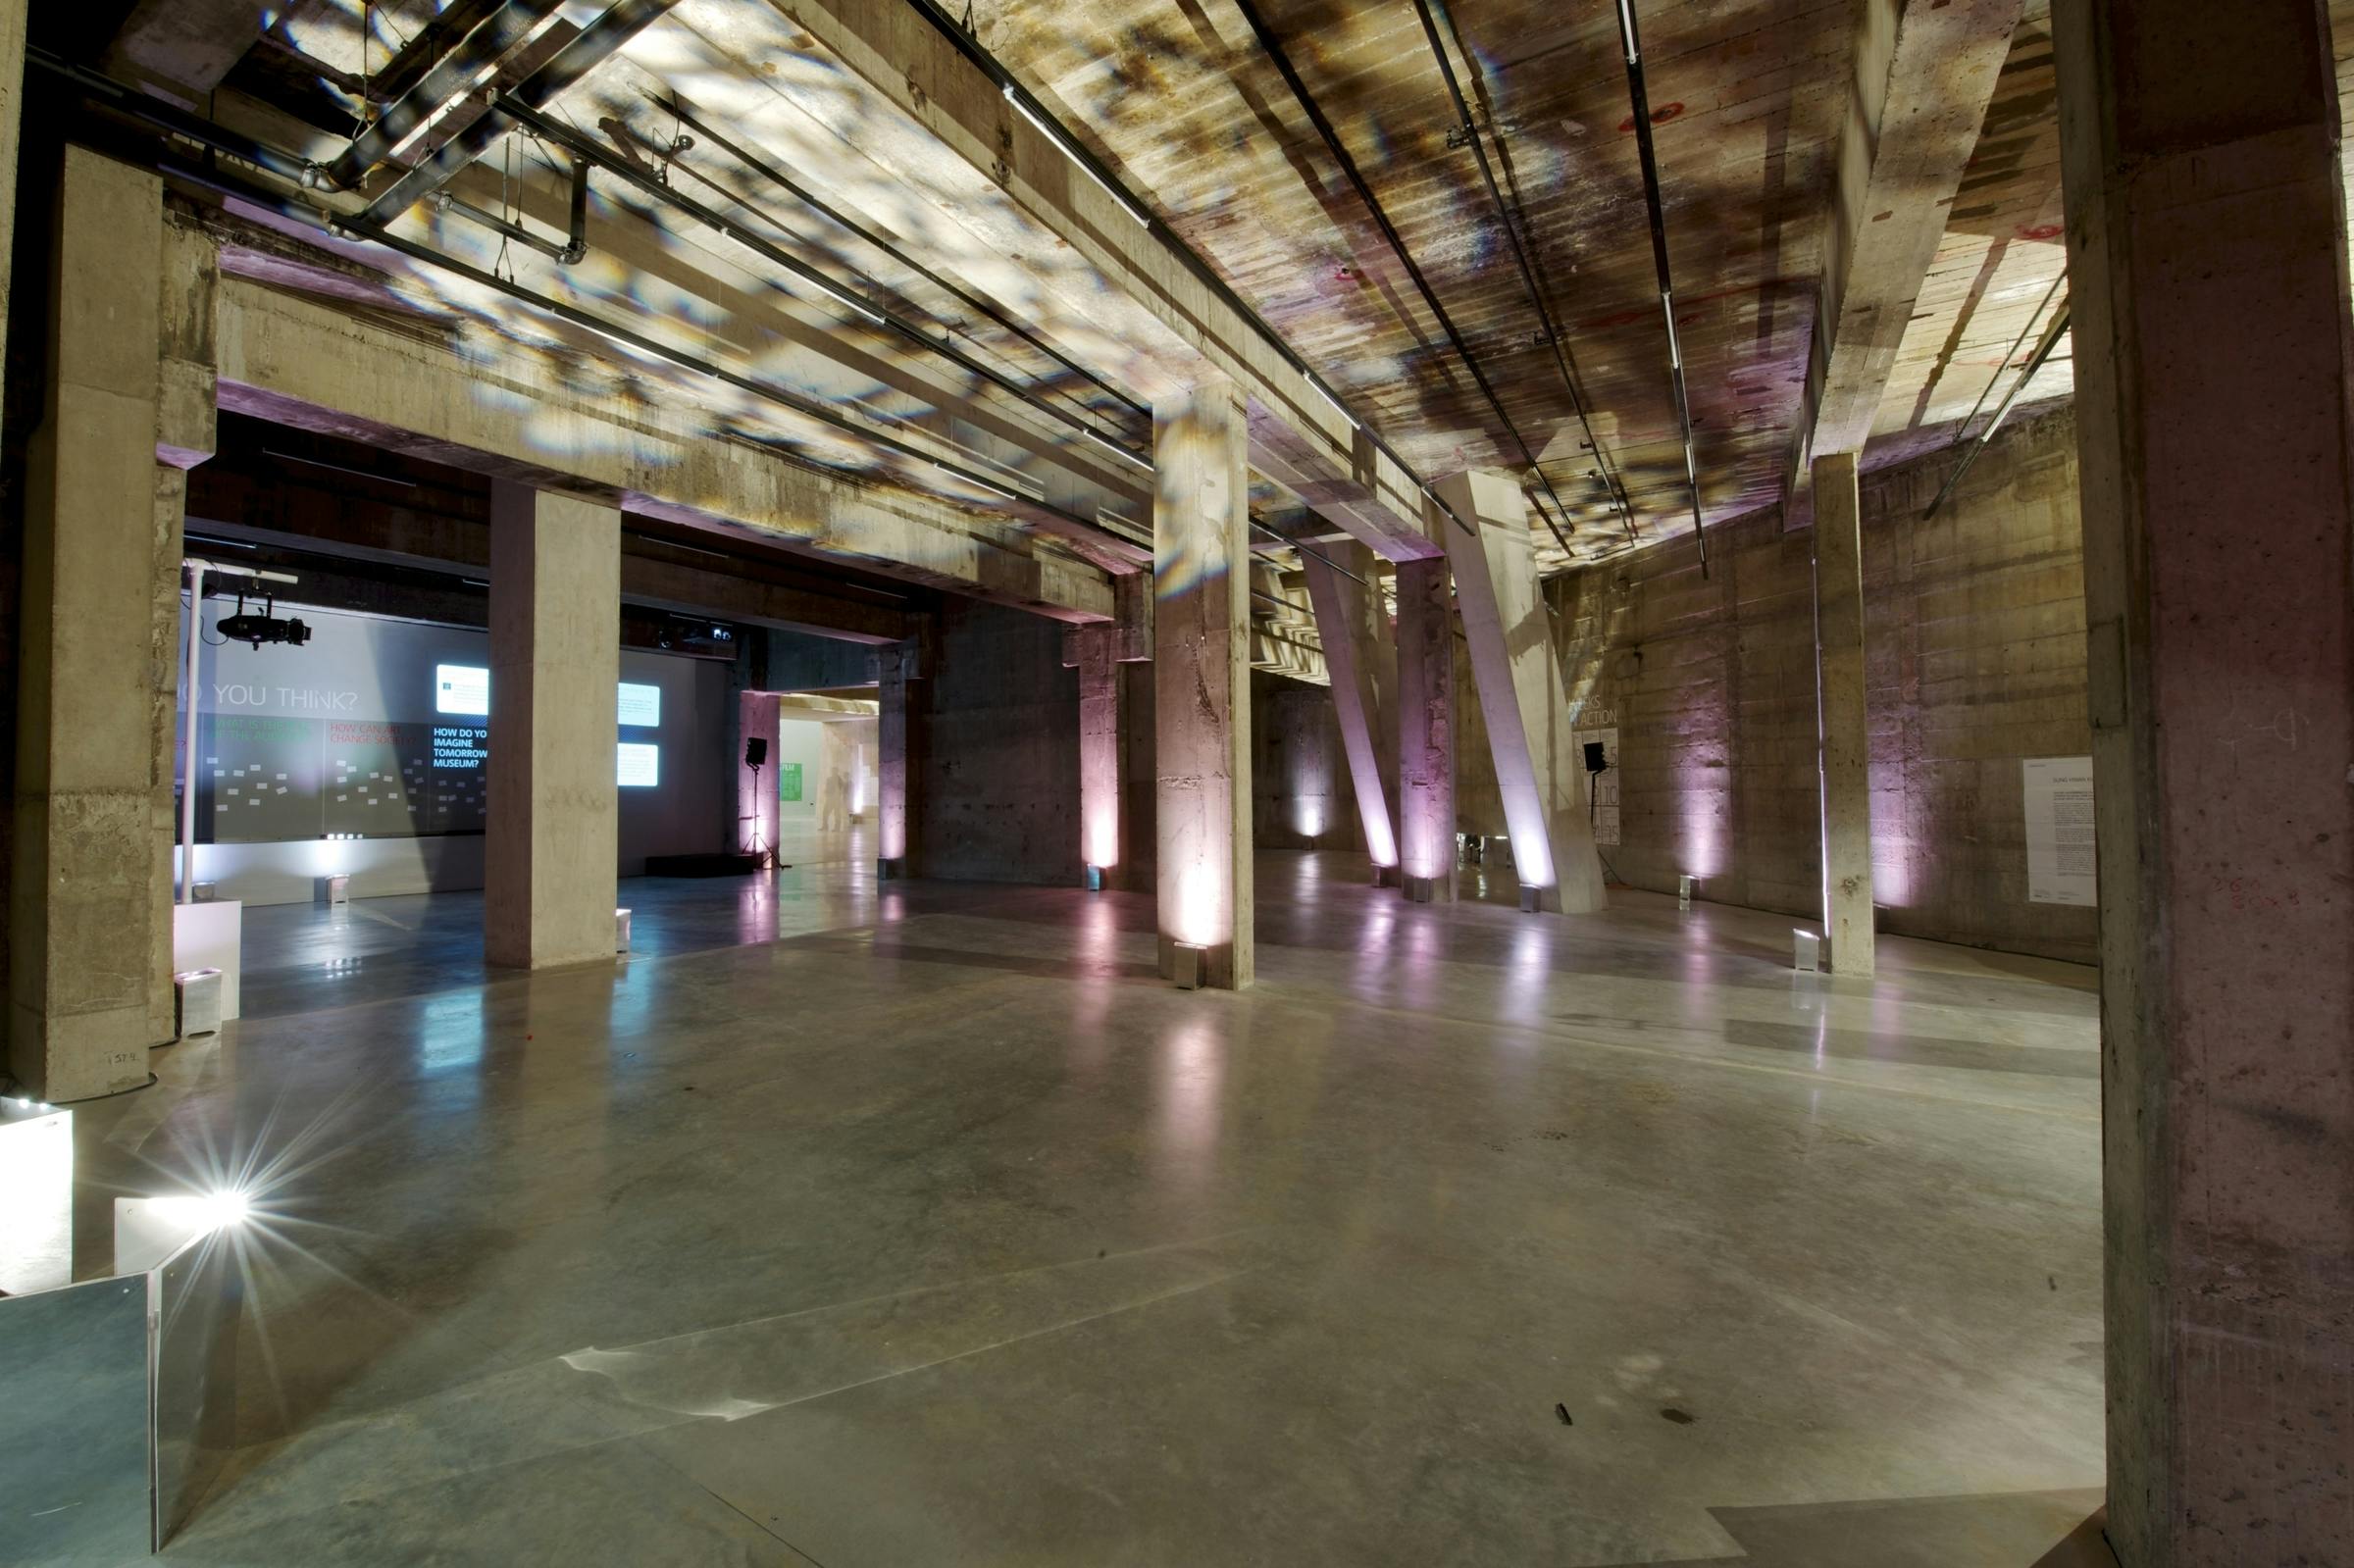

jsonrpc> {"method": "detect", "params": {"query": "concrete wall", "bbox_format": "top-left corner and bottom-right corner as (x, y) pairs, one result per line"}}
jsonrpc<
(1252, 672), (1365, 853)
(913, 599), (1081, 885)
(1551, 406), (2094, 963)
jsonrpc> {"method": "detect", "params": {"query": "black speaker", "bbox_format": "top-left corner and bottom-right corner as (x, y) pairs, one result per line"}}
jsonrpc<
(1583, 741), (1608, 774)
(744, 737), (768, 768)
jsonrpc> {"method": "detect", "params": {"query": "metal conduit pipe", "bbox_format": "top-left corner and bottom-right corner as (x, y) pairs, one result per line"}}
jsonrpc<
(660, 94), (1151, 428)
(500, 96), (1156, 471)
(315, 0), (560, 190)
(1922, 303), (2070, 521)
(59, 103), (1152, 572)
(433, 150), (590, 263)
(1409, 0), (1639, 546)
(1612, 0), (1710, 574)
(1228, 0), (1578, 561)
(363, 0), (683, 225)
(894, 0), (1476, 542)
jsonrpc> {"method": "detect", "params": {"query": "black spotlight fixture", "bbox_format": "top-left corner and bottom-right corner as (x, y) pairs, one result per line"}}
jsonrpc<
(216, 590), (312, 650)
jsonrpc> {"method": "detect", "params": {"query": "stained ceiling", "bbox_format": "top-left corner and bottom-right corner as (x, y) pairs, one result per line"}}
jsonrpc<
(72, 0), (2078, 582)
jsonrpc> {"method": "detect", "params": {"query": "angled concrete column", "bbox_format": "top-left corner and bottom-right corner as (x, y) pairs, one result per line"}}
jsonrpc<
(485, 484), (619, 969)
(9, 148), (183, 1100)
(1436, 471), (1604, 914)
(1394, 557), (1457, 902)
(2056, 0), (2354, 1559)
(1153, 378), (1253, 987)
(1302, 537), (1399, 881)
(1811, 451), (1875, 975)
(737, 690), (783, 865)
(875, 641), (918, 879)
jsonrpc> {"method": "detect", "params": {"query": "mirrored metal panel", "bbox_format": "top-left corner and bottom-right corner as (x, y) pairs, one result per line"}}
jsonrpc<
(0, 1275), (152, 1564)
(152, 1229), (245, 1548)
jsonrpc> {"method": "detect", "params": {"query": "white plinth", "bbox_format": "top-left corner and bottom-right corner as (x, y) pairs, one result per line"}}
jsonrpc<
(172, 901), (243, 1023)
(0, 1100), (74, 1295)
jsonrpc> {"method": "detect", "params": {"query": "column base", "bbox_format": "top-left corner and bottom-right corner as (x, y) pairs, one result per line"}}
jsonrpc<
(1157, 935), (1237, 989)
(876, 857), (906, 881)
(1371, 864), (1400, 887)
(1085, 865), (1105, 892)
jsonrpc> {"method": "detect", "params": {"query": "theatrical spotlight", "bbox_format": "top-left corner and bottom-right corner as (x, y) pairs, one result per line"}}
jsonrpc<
(217, 591), (313, 650)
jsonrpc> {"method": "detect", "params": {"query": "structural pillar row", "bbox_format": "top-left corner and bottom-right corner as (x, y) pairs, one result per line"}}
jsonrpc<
(1435, 471), (1604, 913)
(9, 147), (204, 1101)
(1153, 377), (1253, 987)
(1301, 537), (1399, 883)
(485, 482), (620, 970)
(1811, 450), (1875, 976)
(2055, 0), (2354, 1558)
(1393, 556), (1456, 902)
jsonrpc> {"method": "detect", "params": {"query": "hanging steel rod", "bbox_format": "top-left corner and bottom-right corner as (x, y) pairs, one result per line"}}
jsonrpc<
(1409, 0), (1639, 545)
(1613, 0), (1711, 574)
(1229, 0), (1578, 560)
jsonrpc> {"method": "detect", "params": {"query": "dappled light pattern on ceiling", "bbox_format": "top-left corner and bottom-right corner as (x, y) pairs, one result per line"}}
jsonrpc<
(970, 0), (1853, 561)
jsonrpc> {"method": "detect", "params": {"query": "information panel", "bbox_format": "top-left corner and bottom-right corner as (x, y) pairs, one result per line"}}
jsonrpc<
(2023, 755), (2097, 906)
(1573, 714), (1621, 847)
(617, 683), (661, 728)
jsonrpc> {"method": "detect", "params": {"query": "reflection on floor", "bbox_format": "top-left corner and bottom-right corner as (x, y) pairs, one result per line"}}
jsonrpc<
(76, 847), (2108, 1567)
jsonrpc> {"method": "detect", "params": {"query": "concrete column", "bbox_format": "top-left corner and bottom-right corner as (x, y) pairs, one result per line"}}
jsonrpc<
(10, 148), (185, 1099)
(2055, 1), (2354, 1559)
(1301, 537), (1399, 881)
(1436, 471), (1604, 914)
(1073, 627), (1126, 887)
(1811, 450), (1875, 975)
(875, 641), (917, 878)
(1153, 378), (1253, 987)
(1394, 557), (1457, 902)
(737, 689), (783, 865)
(485, 483), (620, 970)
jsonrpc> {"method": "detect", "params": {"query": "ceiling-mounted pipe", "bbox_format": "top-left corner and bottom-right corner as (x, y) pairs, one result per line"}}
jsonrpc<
(1409, 0), (1638, 546)
(315, 0), (558, 190)
(894, 0), (1475, 541)
(362, 0), (682, 224)
(661, 93), (1150, 429)
(434, 150), (590, 263)
(1612, 0), (1710, 575)
(1922, 303), (2070, 520)
(1230, 0), (1578, 560)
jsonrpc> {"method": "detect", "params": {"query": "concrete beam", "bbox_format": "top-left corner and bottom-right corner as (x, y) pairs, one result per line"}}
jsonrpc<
(1438, 470), (1605, 915)
(1811, 451), (1875, 975)
(1800, 0), (2023, 468)
(206, 261), (1116, 625)
(1154, 378), (1254, 988)
(101, 0), (272, 107)
(485, 483), (621, 970)
(787, 0), (1441, 564)
(1302, 539), (1398, 877)
(2055, 0), (2354, 1557)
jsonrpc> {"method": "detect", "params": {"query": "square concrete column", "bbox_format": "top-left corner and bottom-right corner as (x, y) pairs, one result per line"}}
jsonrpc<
(875, 641), (919, 879)
(1436, 471), (1605, 914)
(1153, 378), (1253, 987)
(1394, 556), (1457, 902)
(1301, 537), (1399, 881)
(8, 148), (183, 1101)
(2056, 0), (2354, 1558)
(485, 483), (620, 969)
(737, 689), (783, 865)
(1811, 450), (1875, 976)
(1072, 627), (1126, 887)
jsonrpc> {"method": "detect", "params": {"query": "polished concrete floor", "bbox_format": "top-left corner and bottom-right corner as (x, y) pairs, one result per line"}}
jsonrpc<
(70, 839), (2111, 1566)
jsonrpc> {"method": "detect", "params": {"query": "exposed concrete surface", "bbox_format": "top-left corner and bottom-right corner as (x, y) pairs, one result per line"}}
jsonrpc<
(1253, 673), (1362, 854)
(484, 484), (621, 970)
(916, 602), (1081, 886)
(1153, 379), (1254, 988)
(10, 147), (178, 1100)
(1553, 409), (2094, 964)
(1812, 451), (1876, 976)
(2056, 0), (2354, 1557)
(1394, 557), (1457, 899)
(1301, 538), (1398, 872)
(73, 857), (2106, 1565)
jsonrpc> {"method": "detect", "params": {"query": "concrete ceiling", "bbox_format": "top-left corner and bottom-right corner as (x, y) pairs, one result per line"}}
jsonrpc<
(86, 0), (2078, 582)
